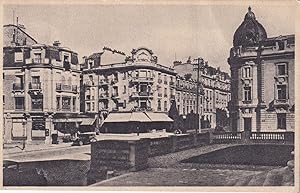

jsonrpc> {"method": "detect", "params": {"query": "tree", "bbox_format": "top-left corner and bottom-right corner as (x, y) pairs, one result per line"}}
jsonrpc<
(168, 100), (183, 132)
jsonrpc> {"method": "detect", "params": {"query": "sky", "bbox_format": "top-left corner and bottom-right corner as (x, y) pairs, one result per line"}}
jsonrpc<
(3, 3), (295, 73)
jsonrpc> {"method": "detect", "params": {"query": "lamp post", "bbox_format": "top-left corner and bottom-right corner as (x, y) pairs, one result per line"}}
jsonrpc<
(193, 57), (204, 133)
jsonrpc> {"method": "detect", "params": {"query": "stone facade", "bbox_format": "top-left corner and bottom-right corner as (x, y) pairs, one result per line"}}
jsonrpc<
(174, 59), (231, 128)
(228, 8), (295, 132)
(81, 47), (181, 129)
(3, 39), (81, 144)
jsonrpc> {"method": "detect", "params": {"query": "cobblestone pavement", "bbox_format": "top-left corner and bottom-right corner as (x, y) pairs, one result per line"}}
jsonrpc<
(94, 143), (280, 186)
(148, 144), (239, 168)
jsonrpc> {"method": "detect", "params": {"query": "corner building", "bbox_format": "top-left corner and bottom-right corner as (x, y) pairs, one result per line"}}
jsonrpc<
(81, 47), (178, 130)
(3, 25), (81, 144)
(228, 7), (295, 132)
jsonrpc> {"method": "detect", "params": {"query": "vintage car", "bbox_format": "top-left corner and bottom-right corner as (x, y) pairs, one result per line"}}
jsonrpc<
(72, 132), (97, 146)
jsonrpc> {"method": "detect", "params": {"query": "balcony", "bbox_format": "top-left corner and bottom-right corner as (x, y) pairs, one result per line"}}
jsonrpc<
(12, 83), (24, 92)
(111, 93), (119, 99)
(29, 82), (42, 90)
(99, 79), (109, 86)
(111, 79), (118, 85)
(99, 92), (109, 100)
(56, 83), (77, 93)
(131, 77), (154, 83)
(274, 99), (289, 107)
(131, 91), (154, 99)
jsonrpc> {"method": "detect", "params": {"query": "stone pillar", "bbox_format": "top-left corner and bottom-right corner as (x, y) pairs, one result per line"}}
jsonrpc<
(26, 118), (32, 143)
(45, 117), (52, 144)
(4, 115), (12, 143)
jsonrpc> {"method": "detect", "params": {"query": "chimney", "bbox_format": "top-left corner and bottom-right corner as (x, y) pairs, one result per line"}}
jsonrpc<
(53, 40), (61, 47)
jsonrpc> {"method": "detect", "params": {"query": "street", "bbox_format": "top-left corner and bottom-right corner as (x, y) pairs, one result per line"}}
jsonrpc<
(4, 144), (91, 162)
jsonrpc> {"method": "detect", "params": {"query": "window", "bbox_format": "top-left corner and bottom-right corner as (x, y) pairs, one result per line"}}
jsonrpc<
(112, 86), (118, 96)
(278, 41), (284, 50)
(56, 96), (61, 110)
(244, 86), (252, 101)
(242, 67), (251, 78)
(139, 70), (147, 78)
(86, 102), (91, 111)
(277, 85), (287, 99)
(73, 97), (76, 112)
(164, 88), (167, 97)
(62, 96), (71, 111)
(277, 113), (286, 130)
(31, 96), (43, 111)
(158, 100), (161, 111)
(123, 72), (127, 79)
(164, 101), (167, 111)
(34, 53), (42, 63)
(164, 74), (167, 84)
(32, 76), (40, 84)
(63, 55), (70, 70)
(277, 63), (287, 76)
(91, 102), (95, 111)
(86, 88), (91, 100)
(141, 101), (147, 109)
(123, 85), (126, 94)
(15, 52), (23, 62)
(15, 97), (25, 110)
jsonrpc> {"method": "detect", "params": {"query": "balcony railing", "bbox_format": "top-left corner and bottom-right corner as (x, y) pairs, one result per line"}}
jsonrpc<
(131, 91), (153, 98)
(56, 83), (77, 93)
(99, 92), (109, 99)
(131, 77), (154, 83)
(13, 83), (24, 91)
(99, 79), (109, 85)
(274, 99), (289, 105)
(29, 82), (42, 90)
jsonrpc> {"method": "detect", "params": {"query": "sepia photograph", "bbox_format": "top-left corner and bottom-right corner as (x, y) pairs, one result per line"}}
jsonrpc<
(1, 0), (298, 191)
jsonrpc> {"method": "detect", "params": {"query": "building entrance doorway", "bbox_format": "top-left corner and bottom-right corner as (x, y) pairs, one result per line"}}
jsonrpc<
(244, 118), (252, 132)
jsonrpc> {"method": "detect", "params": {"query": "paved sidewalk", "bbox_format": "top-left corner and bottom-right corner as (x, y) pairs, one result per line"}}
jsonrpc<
(3, 142), (73, 155)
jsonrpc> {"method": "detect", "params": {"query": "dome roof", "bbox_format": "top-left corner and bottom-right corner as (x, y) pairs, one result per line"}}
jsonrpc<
(233, 7), (267, 47)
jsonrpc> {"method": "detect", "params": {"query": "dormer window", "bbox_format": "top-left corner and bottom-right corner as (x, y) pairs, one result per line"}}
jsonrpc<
(15, 51), (23, 62)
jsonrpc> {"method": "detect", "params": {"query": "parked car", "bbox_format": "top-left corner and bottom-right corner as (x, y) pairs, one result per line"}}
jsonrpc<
(72, 132), (97, 146)
(3, 160), (47, 186)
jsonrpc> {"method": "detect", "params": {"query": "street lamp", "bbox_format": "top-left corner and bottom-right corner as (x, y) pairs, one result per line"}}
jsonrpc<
(193, 57), (205, 133)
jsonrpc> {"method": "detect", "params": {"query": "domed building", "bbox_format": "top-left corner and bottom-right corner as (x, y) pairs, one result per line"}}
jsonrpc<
(228, 7), (295, 133)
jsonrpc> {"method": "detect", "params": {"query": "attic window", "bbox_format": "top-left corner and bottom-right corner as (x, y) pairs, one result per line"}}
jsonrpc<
(278, 41), (284, 50)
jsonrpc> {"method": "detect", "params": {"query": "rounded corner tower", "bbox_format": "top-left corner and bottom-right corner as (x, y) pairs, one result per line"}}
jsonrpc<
(233, 7), (267, 47)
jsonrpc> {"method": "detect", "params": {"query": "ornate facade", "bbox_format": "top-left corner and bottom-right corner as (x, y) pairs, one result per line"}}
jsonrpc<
(174, 59), (231, 129)
(81, 47), (178, 129)
(228, 7), (295, 132)
(3, 25), (81, 144)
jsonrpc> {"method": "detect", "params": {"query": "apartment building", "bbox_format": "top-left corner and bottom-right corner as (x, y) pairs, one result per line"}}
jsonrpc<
(174, 59), (231, 129)
(81, 47), (178, 131)
(3, 25), (81, 144)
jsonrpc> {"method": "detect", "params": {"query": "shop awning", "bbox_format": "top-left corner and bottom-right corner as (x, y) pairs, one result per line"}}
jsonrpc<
(103, 113), (132, 123)
(80, 118), (96, 126)
(130, 112), (151, 122)
(53, 118), (82, 123)
(145, 112), (174, 122)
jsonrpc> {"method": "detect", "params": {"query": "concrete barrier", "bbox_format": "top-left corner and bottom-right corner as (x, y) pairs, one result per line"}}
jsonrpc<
(87, 139), (149, 184)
